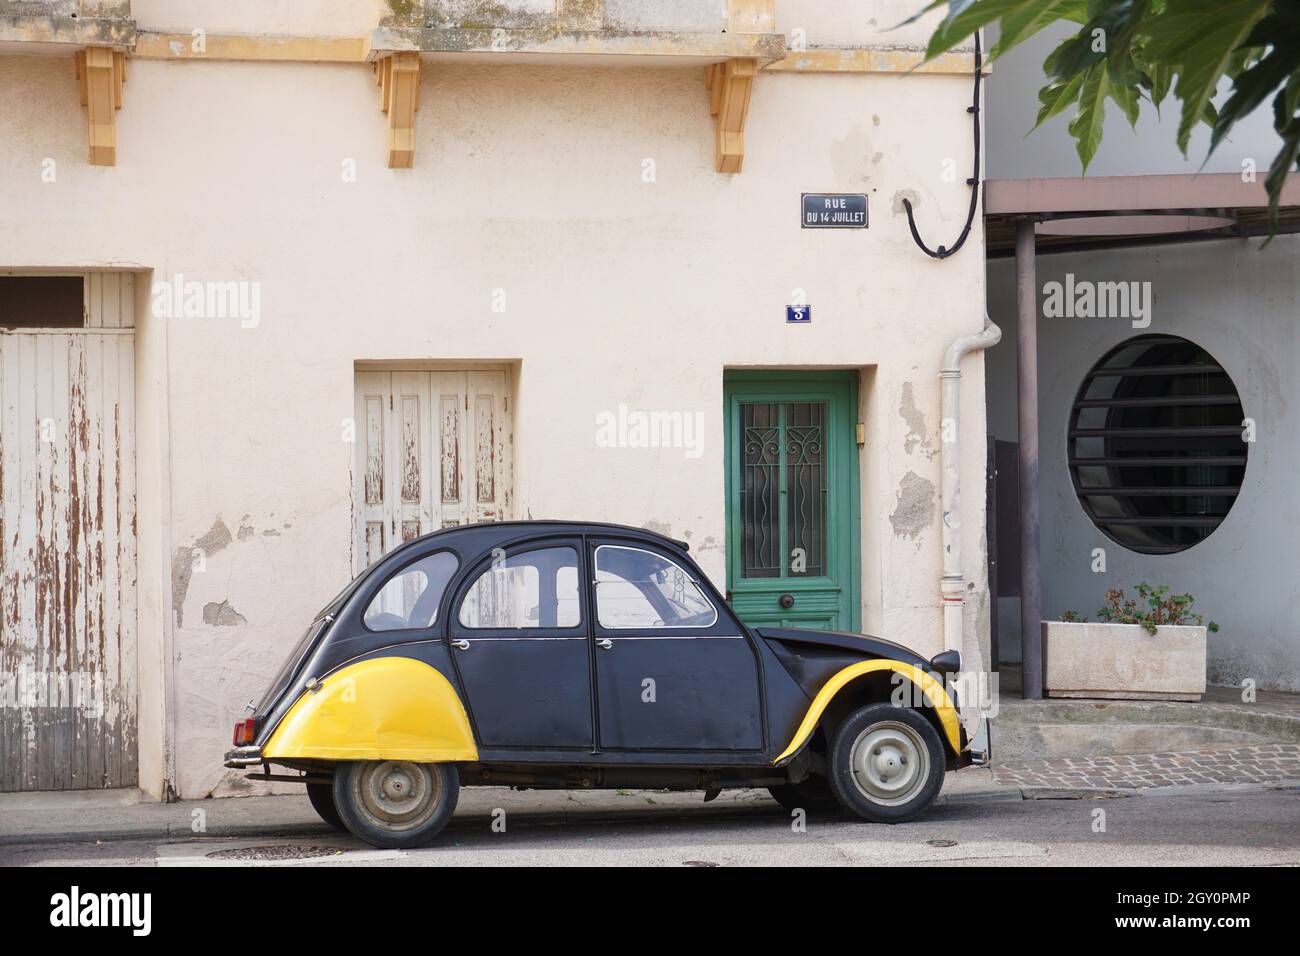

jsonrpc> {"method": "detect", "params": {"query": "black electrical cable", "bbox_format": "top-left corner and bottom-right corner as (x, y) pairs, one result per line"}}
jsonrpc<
(902, 31), (982, 259)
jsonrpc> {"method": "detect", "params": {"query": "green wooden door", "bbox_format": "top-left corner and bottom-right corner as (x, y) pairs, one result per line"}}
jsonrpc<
(724, 372), (860, 632)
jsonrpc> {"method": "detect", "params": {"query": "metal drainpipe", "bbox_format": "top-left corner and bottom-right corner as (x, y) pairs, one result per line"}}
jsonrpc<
(940, 313), (1003, 657)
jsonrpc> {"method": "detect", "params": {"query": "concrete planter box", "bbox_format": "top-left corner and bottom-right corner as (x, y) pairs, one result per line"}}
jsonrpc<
(1042, 621), (1207, 702)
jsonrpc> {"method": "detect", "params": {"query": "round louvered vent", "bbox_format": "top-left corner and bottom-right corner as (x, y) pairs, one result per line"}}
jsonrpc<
(1068, 335), (1248, 554)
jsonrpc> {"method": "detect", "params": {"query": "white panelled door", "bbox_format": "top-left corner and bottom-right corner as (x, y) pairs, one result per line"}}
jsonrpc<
(0, 328), (137, 792)
(354, 370), (513, 569)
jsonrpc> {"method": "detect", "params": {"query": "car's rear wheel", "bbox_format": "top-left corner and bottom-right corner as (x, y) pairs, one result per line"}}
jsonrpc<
(306, 781), (346, 831)
(828, 703), (944, 823)
(767, 776), (840, 815)
(332, 760), (459, 849)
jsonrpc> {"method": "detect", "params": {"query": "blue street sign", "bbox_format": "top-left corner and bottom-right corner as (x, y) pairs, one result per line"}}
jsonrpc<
(787, 305), (811, 323)
(801, 193), (868, 228)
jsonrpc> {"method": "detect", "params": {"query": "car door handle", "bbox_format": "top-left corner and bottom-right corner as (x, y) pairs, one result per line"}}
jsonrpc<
(452, 640), (470, 651)
(596, 639), (613, 650)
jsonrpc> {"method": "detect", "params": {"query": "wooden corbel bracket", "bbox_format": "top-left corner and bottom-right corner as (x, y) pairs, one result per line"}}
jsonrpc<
(706, 58), (756, 174)
(75, 47), (126, 166)
(375, 51), (421, 168)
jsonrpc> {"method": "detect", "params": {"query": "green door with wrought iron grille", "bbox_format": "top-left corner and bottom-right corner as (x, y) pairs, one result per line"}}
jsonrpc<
(724, 371), (860, 632)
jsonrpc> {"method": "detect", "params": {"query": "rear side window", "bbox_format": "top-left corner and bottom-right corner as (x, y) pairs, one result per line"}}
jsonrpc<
(364, 551), (459, 632)
(458, 546), (581, 629)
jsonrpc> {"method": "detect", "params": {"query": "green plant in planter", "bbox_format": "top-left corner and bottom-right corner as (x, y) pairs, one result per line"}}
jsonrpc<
(1063, 583), (1219, 635)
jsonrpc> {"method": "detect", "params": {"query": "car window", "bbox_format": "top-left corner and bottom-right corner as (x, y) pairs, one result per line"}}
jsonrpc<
(459, 546), (581, 629)
(363, 551), (459, 632)
(594, 545), (718, 629)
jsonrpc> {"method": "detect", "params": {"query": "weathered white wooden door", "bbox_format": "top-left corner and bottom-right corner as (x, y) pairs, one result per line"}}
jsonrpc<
(0, 322), (137, 791)
(354, 370), (512, 569)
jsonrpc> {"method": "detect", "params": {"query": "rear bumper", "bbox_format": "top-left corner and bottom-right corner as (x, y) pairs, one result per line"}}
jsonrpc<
(968, 717), (991, 766)
(224, 746), (263, 768)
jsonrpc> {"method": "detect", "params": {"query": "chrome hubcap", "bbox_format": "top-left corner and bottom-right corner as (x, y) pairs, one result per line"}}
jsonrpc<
(849, 721), (929, 806)
(354, 761), (440, 832)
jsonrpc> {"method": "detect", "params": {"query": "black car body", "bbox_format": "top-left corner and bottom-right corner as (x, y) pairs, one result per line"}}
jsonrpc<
(226, 521), (985, 848)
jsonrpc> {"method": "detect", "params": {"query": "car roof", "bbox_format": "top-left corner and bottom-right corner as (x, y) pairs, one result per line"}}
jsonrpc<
(322, 520), (695, 624)
(406, 520), (690, 552)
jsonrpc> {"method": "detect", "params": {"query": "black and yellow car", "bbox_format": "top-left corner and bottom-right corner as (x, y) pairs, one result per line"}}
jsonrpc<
(226, 521), (987, 848)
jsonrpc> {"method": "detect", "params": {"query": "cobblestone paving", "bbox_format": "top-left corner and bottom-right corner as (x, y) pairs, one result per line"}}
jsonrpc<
(994, 743), (1300, 790)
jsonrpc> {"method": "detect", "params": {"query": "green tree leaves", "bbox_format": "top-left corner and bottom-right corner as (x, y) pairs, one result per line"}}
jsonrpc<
(913, 0), (1299, 232)
(1143, 0), (1270, 154)
(1068, 64), (1113, 169)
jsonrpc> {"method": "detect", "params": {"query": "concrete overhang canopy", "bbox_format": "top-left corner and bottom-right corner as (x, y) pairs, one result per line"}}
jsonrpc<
(984, 173), (1300, 254)
(0, 12), (136, 52)
(363, 11), (787, 174)
(363, 26), (787, 68)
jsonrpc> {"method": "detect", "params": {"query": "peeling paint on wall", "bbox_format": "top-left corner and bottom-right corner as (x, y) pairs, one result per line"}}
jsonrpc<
(195, 517), (233, 555)
(889, 470), (936, 540)
(891, 188), (920, 216)
(898, 382), (932, 457)
(202, 599), (248, 627)
(170, 547), (193, 627)
(171, 517), (234, 626)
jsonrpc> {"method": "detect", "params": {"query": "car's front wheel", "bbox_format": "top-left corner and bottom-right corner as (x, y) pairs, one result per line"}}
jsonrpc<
(332, 760), (460, 849)
(828, 703), (944, 823)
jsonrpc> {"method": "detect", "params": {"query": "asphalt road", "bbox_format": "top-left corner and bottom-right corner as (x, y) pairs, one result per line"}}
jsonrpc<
(2, 785), (1297, 867)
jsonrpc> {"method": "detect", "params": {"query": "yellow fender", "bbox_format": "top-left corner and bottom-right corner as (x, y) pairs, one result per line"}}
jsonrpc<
(773, 659), (961, 765)
(262, 657), (478, 763)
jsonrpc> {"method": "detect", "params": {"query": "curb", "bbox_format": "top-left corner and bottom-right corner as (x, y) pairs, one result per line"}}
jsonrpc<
(1138, 777), (1300, 797)
(0, 800), (781, 849)
(1012, 777), (1300, 801)
(0, 822), (331, 849)
(939, 787), (1024, 804)
(1020, 786), (1138, 800)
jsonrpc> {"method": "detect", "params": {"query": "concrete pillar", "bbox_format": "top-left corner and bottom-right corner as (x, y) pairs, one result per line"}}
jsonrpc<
(1016, 219), (1043, 699)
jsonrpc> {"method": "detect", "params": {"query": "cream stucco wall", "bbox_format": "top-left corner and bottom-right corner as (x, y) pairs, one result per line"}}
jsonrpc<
(0, 49), (989, 798)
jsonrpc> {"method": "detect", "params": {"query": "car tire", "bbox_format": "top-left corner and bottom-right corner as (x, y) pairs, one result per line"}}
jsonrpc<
(306, 781), (346, 831)
(767, 776), (841, 815)
(828, 703), (945, 823)
(332, 760), (460, 849)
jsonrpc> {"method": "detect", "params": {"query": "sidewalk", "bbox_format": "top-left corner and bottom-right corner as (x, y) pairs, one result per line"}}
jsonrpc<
(0, 770), (1012, 848)
(995, 742), (1300, 792)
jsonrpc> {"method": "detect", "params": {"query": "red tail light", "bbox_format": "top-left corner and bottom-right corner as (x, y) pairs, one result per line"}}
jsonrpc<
(232, 718), (257, 746)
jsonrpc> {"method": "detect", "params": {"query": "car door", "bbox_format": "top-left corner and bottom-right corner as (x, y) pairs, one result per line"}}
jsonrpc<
(590, 540), (763, 752)
(448, 539), (593, 750)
